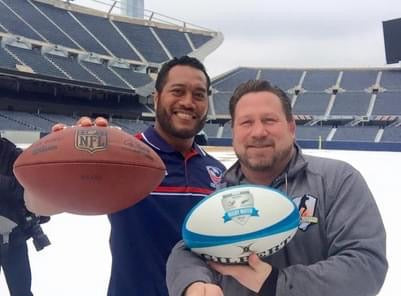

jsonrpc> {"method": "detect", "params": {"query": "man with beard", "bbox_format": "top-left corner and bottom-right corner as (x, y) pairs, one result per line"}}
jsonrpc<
(166, 80), (387, 296)
(59, 56), (225, 295)
(107, 56), (225, 295)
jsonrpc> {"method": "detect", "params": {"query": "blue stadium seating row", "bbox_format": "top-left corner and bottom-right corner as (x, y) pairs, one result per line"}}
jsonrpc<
(0, 110), (153, 134)
(0, 44), (152, 89)
(213, 67), (401, 92)
(211, 67), (401, 117)
(1, 110), (399, 143)
(0, 0), (213, 64)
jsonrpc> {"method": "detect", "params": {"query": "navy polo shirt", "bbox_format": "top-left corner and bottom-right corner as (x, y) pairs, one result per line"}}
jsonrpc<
(107, 126), (225, 296)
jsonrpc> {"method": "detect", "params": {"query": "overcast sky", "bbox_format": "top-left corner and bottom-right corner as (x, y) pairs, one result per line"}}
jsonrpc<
(75, 0), (401, 76)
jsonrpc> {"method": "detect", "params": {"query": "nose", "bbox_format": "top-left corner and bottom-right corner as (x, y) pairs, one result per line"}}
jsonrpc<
(178, 92), (196, 109)
(250, 120), (268, 138)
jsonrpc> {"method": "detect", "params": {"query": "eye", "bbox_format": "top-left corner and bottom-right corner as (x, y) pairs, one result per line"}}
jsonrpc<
(262, 118), (276, 124)
(194, 92), (207, 100)
(171, 89), (184, 96)
(239, 120), (252, 127)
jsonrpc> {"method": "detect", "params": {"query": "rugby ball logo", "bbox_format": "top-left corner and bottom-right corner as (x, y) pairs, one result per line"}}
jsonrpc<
(221, 190), (259, 225)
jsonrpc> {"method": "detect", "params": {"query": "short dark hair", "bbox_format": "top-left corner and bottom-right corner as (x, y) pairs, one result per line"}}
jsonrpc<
(155, 56), (211, 94)
(229, 80), (293, 124)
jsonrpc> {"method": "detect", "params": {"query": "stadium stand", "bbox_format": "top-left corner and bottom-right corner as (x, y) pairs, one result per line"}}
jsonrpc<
(0, 0), (218, 91)
(38, 113), (76, 126)
(79, 60), (130, 88)
(110, 118), (152, 133)
(221, 121), (233, 139)
(203, 123), (221, 138)
(45, 53), (101, 84)
(110, 65), (152, 88)
(152, 27), (192, 58)
(295, 125), (332, 141)
(329, 92), (372, 116)
(301, 70), (339, 92)
(372, 91), (401, 115)
(0, 110), (52, 131)
(0, 0), (44, 41)
(2, 0), (79, 49)
(293, 92), (331, 116)
(33, 0), (109, 55)
(331, 126), (380, 142)
(213, 68), (259, 91)
(213, 92), (232, 115)
(340, 70), (379, 91)
(71, 11), (141, 61)
(5, 44), (68, 79)
(259, 69), (303, 92)
(112, 20), (169, 63)
(204, 66), (401, 151)
(0, 111), (34, 130)
(0, 0), (219, 142)
(0, 45), (21, 70)
(381, 126), (401, 142)
(0, 0), (400, 151)
(187, 32), (213, 49)
(380, 70), (401, 90)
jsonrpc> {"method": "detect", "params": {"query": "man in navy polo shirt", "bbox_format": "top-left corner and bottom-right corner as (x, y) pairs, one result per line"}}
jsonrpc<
(107, 56), (225, 295)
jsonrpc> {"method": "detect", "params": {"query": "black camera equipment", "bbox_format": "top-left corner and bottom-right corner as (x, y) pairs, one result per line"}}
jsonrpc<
(25, 215), (51, 251)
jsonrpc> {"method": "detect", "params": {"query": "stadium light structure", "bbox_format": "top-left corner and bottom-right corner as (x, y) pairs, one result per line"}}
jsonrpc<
(121, 0), (144, 18)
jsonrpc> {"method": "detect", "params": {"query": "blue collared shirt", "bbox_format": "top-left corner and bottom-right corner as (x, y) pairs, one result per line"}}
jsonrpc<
(107, 126), (225, 296)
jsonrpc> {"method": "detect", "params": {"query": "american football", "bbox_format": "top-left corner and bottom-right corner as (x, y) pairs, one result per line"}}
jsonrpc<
(13, 126), (166, 215)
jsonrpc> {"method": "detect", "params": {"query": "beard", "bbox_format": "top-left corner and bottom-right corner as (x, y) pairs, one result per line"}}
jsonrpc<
(155, 103), (207, 139)
(235, 140), (293, 172)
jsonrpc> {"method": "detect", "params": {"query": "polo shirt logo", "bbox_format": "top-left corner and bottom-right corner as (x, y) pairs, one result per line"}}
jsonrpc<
(206, 166), (223, 188)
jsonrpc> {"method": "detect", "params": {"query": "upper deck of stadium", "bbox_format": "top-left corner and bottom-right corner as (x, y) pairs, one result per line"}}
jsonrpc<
(0, 0), (222, 90)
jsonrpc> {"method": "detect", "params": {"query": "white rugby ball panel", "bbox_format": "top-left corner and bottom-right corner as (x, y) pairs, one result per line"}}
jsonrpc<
(183, 208), (299, 248)
(185, 186), (296, 236)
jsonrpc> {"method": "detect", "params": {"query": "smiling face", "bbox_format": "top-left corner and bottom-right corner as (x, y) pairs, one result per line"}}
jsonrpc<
(232, 91), (295, 177)
(154, 65), (209, 147)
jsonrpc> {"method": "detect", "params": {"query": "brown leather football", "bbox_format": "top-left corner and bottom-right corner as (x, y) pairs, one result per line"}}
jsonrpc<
(13, 126), (165, 215)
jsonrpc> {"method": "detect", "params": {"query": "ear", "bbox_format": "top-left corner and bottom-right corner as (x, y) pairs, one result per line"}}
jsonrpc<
(289, 118), (296, 139)
(153, 91), (159, 111)
(231, 120), (236, 141)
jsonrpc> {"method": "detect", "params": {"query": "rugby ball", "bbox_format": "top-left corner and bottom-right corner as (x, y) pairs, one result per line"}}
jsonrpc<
(182, 185), (300, 264)
(13, 126), (166, 216)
